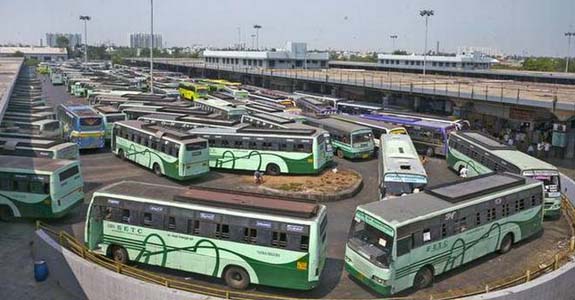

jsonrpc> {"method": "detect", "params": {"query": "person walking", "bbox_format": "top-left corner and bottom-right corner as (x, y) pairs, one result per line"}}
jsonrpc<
(254, 170), (263, 184)
(527, 144), (535, 156)
(544, 142), (551, 159)
(537, 142), (544, 158)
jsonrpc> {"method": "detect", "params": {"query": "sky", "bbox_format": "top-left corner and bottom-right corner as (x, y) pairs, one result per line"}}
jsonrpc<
(0, 0), (574, 57)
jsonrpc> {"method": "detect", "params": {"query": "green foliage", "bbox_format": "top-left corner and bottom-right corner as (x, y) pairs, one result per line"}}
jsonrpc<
(522, 57), (561, 72)
(24, 57), (40, 66)
(392, 50), (409, 55)
(10, 51), (24, 57)
(55, 36), (70, 48)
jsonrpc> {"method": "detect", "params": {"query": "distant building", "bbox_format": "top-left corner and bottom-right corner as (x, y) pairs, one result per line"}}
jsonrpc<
(129, 33), (163, 49)
(377, 52), (498, 71)
(0, 47), (68, 61)
(46, 33), (82, 48)
(203, 42), (329, 69)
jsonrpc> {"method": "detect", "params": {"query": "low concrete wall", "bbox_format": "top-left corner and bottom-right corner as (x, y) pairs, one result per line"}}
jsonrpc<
(33, 230), (223, 300)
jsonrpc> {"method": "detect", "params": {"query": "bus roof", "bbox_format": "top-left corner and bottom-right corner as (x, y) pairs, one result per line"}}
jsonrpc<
(306, 116), (370, 133)
(117, 120), (203, 143)
(175, 186), (320, 218)
(60, 104), (100, 118)
(452, 131), (557, 171)
(332, 114), (405, 131)
(381, 135), (426, 178)
(247, 113), (295, 125)
(0, 155), (76, 172)
(362, 113), (455, 129)
(360, 172), (537, 226)
(93, 105), (122, 114)
(0, 136), (60, 148)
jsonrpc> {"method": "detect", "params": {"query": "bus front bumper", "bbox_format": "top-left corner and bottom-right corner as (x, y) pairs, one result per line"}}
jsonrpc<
(345, 262), (392, 296)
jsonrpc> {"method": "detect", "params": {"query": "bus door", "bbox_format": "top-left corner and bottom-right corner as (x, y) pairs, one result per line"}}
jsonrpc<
(87, 204), (106, 250)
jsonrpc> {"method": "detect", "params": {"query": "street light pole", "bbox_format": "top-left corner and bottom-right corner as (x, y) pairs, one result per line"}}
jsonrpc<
(253, 24), (262, 49)
(420, 10), (434, 76)
(79, 15), (91, 64)
(390, 35), (398, 53)
(565, 32), (575, 73)
(250, 34), (256, 49)
(237, 26), (242, 49)
(150, 0), (154, 94)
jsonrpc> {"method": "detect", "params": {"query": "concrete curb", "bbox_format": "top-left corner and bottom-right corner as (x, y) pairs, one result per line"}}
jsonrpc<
(254, 169), (363, 202)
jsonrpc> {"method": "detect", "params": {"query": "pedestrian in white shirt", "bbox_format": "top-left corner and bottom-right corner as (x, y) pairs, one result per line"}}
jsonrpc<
(544, 142), (551, 158)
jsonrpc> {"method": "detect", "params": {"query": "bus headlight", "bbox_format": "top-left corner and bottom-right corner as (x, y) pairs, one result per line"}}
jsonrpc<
(43, 199), (51, 206)
(307, 158), (314, 163)
(297, 260), (308, 271)
(372, 275), (387, 285)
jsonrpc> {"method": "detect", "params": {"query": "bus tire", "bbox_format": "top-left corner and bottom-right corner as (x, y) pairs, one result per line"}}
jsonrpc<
(223, 266), (250, 290)
(414, 266), (434, 290)
(499, 233), (514, 254)
(153, 163), (162, 176)
(265, 163), (281, 176)
(336, 149), (344, 159)
(110, 246), (129, 264)
(117, 149), (126, 160)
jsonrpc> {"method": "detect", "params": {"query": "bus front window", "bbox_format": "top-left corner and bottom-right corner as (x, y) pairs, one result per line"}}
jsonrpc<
(384, 181), (426, 197)
(529, 174), (560, 194)
(348, 219), (393, 267)
(80, 117), (103, 130)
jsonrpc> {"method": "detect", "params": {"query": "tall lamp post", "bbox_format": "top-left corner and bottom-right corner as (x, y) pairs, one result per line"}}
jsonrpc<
(149, 0), (154, 94)
(390, 35), (398, 53)
(79, 15), (91, 64)
(250, 34), (256, 49)
(419, 9), (434, 75)
(253, 24), (262, 49)
(565, 32), (575, 73)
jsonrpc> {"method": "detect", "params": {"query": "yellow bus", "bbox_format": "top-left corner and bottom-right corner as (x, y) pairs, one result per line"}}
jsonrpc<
(178, 82), (208, 101)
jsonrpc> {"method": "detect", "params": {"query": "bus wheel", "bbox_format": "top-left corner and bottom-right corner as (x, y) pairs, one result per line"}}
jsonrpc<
(153, 163), (162, 176)
(499, 233), (514, 254)
(111, 246), (129, 264)
(414, 266), (434, 290)
(224, 266), (250, 290)
(117, 149), (126, 160)
(336, 149), (344, 159)
(266, 163), (281, 176)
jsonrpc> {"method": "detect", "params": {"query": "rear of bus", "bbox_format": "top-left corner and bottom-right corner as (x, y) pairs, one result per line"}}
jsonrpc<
(302, 205), (328, 289)
(313, 132), (333, 172)
(350, 129), (375, 159)
(73, 115), (105, 149)
(180, 139), (210, 179)
(103, 113), (127, 140)
(49, 161), (84, 218)
(345, 208), (396, 296)
(54, 142), (80, 160)
(38, 120), (61, 138)
(523, 169), (562, 217)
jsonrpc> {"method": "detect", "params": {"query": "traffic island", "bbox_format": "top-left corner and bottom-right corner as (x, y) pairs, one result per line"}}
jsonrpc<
(240, 168), (363, 202)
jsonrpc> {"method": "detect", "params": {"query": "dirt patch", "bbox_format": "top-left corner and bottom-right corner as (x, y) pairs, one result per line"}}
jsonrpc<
(241, 168), (361, 194)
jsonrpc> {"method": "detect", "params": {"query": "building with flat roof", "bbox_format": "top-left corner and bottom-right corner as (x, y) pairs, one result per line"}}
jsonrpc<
(0, 47), (67, 62)
(203, 42), (329, 69)
(129, 33), (163, 49)
(377, 52), (498, 71)
(46, 33), (82, 48)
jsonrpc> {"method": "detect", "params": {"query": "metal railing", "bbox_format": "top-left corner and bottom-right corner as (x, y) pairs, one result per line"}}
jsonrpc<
(36, 197), (575, 300)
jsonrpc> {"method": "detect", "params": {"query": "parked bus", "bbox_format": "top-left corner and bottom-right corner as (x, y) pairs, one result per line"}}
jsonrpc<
(304, 117), (374, 159)
(378, 134), (427, 200)
(345, 172), (543, 296)
(93, 105), (128, 140)
(295, 97), (337, 117)
(0, 155), (84, 219)
(0, 119), (61, 139)
(7, 105), (54, 114)
(241, 113), (295, 129)
(51, 72), (64, 85)
(85, 182), (327, 290)
(360, 113), (458, 156)
(250, 92), (296, 108)
(57, 104), (105, 150)
(139, 114), (239, 130)
(336, 101), (384, 115)
(0, 136), (79, 160)
(188, 125), (332, 175)
(193, 98), (247, 120)
(331, 114), (407, 145)
(447, 131), (562, 218)
(179, 82), (209, 101)
(111, 121), (210, 180)
(4, 111), (56, 121)
(293, 91), (343, 108)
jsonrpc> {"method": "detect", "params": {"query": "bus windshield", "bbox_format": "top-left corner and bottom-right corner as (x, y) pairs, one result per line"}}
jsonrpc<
(80, 117), (103, 128)
(186, 141), (207, 151)
(384, 180), (426, 197)
(525, 174), (560, 193)
(348, 218), (393, 268)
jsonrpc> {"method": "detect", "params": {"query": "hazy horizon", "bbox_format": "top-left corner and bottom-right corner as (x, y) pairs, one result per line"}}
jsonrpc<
(1, 0), (574, 57)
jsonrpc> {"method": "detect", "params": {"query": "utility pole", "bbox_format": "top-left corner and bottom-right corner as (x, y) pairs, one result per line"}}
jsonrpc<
(253, 24), (262, 49)
(79, 15), (91, 64)
(250, 34), (256, 49)
(565, 32), (575, 73)
(150, 0), (154, 94)
(390, 35), (398, 53)
(420, 9), (434, 76)
(237, 27), (242, 49)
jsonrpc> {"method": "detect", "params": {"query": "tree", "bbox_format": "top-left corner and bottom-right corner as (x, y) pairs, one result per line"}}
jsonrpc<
(392, 50), (409, 55)
(10, 51), (24, 57)
(56, 36), (70, 48)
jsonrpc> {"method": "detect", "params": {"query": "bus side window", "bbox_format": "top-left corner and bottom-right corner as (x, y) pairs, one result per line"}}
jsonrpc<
(121, 209), (131, 224)
(187, 219), (200, 235)
(0, 173), (14, 191)
(300, 235), (309, 250)
(14, 175), (30, 193)
(396, 235), (413, 256)
(244, 228), (257, 244)
(286, 234), (302, 250)
(142, 213), (153, 227)
(257, 229), (272, 246)
(272, 232), (288, 248)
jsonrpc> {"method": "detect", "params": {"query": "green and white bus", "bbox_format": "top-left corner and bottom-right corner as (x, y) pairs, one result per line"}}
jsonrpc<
(193, 98), (247, 120)
(378, 134), (427, 200)
(93, 105), (128, 141)
(447, 131), (562, 218)
(0, 136), (79, 160)
(85, 182), (328, 290)
(304, 117), (374, 159)
(345, 172), (544, 296)
(189, 125), (332, 175)
(0, 155), (84, 219)
(111, 120), (210, 180)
